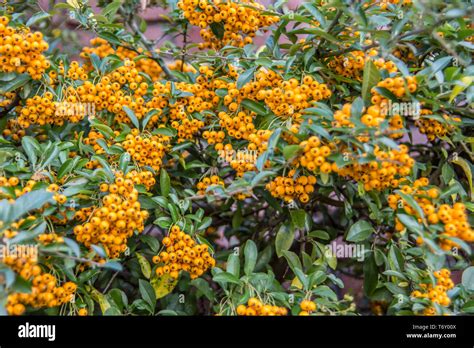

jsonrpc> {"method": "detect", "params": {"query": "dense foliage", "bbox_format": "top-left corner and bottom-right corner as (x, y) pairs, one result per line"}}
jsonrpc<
(0, 0), (473, 316)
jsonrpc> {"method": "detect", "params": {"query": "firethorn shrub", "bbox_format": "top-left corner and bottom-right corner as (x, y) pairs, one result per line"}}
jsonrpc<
(0, 0), (473, 316)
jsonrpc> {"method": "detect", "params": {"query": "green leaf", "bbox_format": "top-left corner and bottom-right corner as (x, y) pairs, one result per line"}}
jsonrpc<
(209, 22), (224, 39)
(290, 209), (308, 230)
(429, 56), (452, 77)
(1, 190), (53, 222)
(213, 271), (241, 285)
(363, 253), (378, 296)
(40, 143), (60, 169)
(462, 266), (474, 291)
(91, 121), (115, 139)
(160, 169), (170, 197)
(449, 76), (473, 102)
(26, 12), (51, 26)
(361, 60), (381, 103)
(232, 205), (243, 229)
(89, 53), (102, 72)
(346, 220), (374, 242)
(283, 144), (301, 160)
(307, 124), (331, 140)
(197, 216), (212, 231)
(289, 27), (339, 44)
(396, 213), (424, 234)
(11, 276), (32, 293)
(101, 261), (123, 272)
(308, 230), (330, 240)
(275, 224), (294, 257)
(395, 190), (425, 219)
(0, 74), (31, 93)
(462, 300), (474, 313)
(140, 235), (160, 253)
(136, 253), (152, 279)
(108, 289), (128, 311)
(237, 66), (256, 89)
(154, 128), (176, 137)
(244, 240), (258, 276)
(21, 136), (40, 168)
(122, 106), (140, 129)
(190, 278), (214, 301)
(388, 245), (404, 272)
(139, 279), (156, 311)
(58, 158), (75, 180)
(251, 170), (275, 187)
(282, 250), (302, 273)
(87, 286), (111, 314)
(241, 99), (267, 116)
(451, 158), (473, 201)
(226, 253), (240, 277)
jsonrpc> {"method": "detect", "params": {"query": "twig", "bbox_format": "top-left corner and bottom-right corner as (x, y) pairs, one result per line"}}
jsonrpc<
(316, 9), (342, 57)
(320, 19), (446, 58)
(103, 271), (120, 293)
(128, 20), (177, 81)
(181, 22), (188, 72)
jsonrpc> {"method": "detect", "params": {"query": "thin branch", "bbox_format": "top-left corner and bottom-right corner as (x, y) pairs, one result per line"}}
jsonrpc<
(320, 19), (447, 58)
(316, 9), (342, 57)
(128, 19), (177, 81)
(103, 271), (120, 293)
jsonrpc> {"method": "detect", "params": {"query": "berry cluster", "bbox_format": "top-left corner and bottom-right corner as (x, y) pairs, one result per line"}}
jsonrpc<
(217, 143), (257, 177)
(196, 175), (225, 195)
(3, 216), (36, 239)
(168, 59), (197, 73)
(260, 76), (332, 120)
(266, 171), (316, 203)
(2, 118), (27, 142)
(411, 269), (454, 315)
(377, 0), (412, 10)
(73, 176), (148, 258)
(83, 130), (118, 156)
(17, 93), (56, 128)
(236, 297), (287, 316)
(147, 80), (213, 141)
(0, 16), (50, 79)
(121, 129), (169, 172)
(178, 0), (279, 49)
(415, 109), (460, 141)
(81, 37), (163, 80)
(0, 176), (38, 201)
(153, 225), (215, 279)
(123, 170), (156, 191)
(4, 254), (76, 315)
(0, 91), (15, 108)
(37, 233), (64, 245)
(327, 48), (397, 81)
(298, 299), (317, 315)
(333, 102), (406, 141)
(298, 136), (332, 173)
(218, 110), (256, 140)
(388, 178), (473, 250)
(333, 145), (414, 191)
(371, 76), (417, 106)
(202, 130), (226, 144)
(56, 60), (89, 81)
